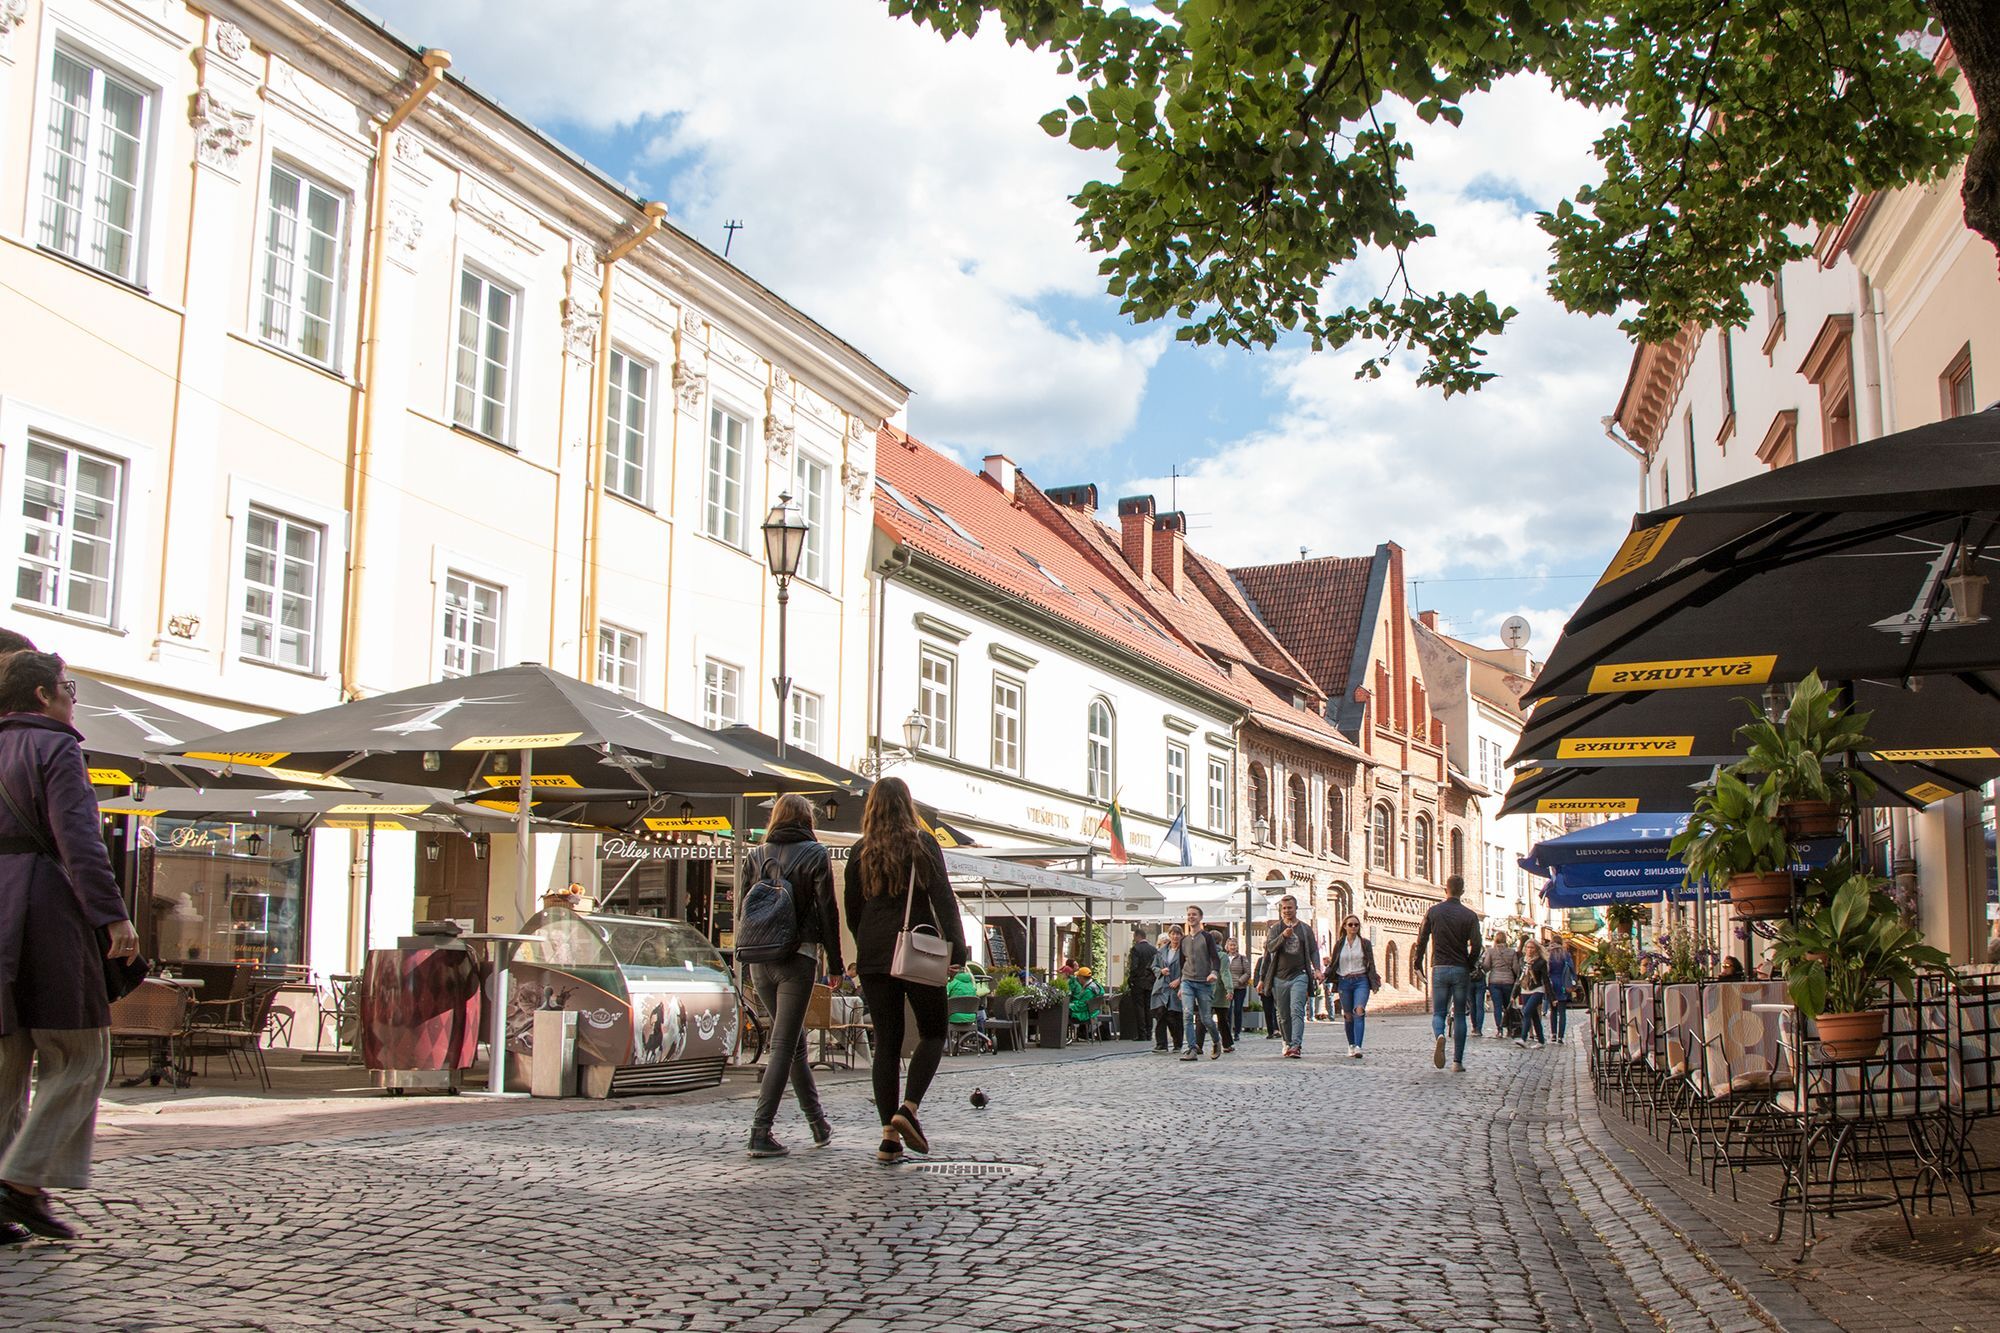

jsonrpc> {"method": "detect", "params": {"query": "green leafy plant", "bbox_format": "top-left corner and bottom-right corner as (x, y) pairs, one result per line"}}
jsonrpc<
(1021, 976), (1067, 1013)
(1768, 874), (1950, 1019)
(1602, 903), (1642, 941)
(1731, 670), (1877, 809)
(1672, 770), (1792, 888)
(1660, 933), (1702, 984)
(991, 976), (1026, 1001)
(1597, 942), (1638, 979)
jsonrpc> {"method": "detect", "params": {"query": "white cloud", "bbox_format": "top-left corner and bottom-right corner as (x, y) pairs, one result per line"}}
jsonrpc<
(370, 0), (1160, 457)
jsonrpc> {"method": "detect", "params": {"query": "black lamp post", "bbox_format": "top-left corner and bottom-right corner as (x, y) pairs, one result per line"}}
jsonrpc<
(761, 490), (809, 758)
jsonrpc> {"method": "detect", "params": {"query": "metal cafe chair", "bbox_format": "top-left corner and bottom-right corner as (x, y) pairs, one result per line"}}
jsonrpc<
(110, 979), (194, 1090)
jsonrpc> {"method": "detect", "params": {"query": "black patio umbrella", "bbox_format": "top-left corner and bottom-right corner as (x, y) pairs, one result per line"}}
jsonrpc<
(71, 674), (302, 791)
(1529, 405), (2000, 701)
(95, 782), (560, 833)
(1498, 751), (1999, 819)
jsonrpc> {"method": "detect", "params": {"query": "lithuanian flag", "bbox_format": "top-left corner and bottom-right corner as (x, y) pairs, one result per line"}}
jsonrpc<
(1097, 800), (1129, 864)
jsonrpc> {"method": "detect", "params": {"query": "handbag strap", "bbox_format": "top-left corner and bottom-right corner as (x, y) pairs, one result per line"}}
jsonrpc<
(901, 863), (919, 928)
(0, 773), (58, 863)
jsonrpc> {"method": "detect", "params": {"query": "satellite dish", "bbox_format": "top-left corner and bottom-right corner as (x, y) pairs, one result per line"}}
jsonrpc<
(1500, 616), (1532, 649)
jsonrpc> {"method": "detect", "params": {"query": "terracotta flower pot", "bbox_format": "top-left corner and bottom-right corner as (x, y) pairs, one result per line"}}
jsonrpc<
(1814, 1009), (1886, 1060)
(1728, 870), (1795, 920)
(1780, 800), (1842, 839)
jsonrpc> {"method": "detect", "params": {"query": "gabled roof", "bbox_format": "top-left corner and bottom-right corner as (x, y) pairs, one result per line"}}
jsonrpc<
(1230, 553), (1383, 704)
(871, 429), (1235, 702)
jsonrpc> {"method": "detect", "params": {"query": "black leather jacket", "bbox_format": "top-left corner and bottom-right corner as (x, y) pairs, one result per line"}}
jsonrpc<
(753, 823), (845, 973)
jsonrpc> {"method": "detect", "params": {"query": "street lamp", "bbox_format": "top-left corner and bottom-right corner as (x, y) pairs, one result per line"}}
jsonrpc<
(1253, 816), (1270, 847)
(903, 711), (928, 753)
(762, 491), (809, 758)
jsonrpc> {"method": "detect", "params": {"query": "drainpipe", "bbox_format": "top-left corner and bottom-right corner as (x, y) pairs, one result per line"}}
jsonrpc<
(580, 201), (672, 676)
(1600, 416), (1648, 509)
(340, 49), (451, 698)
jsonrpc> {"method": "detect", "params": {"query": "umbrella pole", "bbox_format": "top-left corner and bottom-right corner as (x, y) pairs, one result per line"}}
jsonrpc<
(515, 749), (535, 922)
(360, 814), (377, 959)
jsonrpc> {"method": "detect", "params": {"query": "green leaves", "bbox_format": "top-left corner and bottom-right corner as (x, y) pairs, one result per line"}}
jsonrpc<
(1770, 871), (1951, 1018)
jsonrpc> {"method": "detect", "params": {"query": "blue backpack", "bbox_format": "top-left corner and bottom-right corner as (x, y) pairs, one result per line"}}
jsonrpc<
(735, 844), (804, 964)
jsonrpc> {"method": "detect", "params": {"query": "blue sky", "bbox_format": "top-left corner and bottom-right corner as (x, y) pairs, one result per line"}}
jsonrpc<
(373, 0), (1642, 658)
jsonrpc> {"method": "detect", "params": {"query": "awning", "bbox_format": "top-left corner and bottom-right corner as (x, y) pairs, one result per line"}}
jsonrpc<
(942, 849), (1121, 902)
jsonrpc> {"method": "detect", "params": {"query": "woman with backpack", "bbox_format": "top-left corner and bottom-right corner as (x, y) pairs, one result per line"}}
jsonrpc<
(843, 776), (966, 1164)
(739, 793), (845, 1158)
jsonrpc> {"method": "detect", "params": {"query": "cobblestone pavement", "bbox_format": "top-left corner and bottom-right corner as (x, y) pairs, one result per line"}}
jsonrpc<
(3, 1017), (1831, 1332)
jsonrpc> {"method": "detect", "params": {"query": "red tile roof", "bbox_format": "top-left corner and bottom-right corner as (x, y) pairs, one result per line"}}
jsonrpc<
(871, 428), (1234, 698)
(1231, 555), (1381, 701)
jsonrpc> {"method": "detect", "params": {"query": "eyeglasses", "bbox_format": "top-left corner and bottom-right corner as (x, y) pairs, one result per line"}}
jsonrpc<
(56, 679), (76, 701)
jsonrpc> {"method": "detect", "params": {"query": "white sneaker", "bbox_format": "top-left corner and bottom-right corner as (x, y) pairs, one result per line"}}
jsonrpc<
(1349, 1046), (1362, 1060)
(1513, 1038), (1527, 1048)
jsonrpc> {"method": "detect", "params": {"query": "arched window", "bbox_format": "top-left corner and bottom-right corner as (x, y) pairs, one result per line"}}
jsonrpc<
(1287, 774), (1310, 849)
(1413, 813), (1433, 881)
(1248, 762), (1270, 839)
(1371, 801), (1394, 872)
(1384, 940), (1400, 988)
(1326, 787), (1348, 860)
(1449, 828), (1465, 881)
(1329, 883), (1353, 928)
(1086, 698), (1114, 800)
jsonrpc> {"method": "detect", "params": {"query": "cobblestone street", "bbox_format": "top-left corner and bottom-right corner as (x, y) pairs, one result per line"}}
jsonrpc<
(4, 1017), (1837, 1332)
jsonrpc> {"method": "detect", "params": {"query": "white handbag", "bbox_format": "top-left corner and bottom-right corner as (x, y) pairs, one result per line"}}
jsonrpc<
(890, 863), (953, 987)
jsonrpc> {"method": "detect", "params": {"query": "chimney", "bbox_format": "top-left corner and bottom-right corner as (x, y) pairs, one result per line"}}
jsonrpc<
(1151, 511), (1187, 598)
(1418, 609), (1439, 630)
(981, 454), (1017, 497)
(1116, 495), (1156, 576)
(1045, 483), (1098, 511)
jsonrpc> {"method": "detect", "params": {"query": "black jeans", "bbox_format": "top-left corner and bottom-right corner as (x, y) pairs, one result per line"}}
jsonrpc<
(857, 973), (948, 1128)
(1151, 1005), (1180, 1049)
(750, 954), (823, 1133)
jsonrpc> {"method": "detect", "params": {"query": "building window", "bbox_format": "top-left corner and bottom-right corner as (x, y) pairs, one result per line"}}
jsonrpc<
(918, 647), (954, 756)
(1383, 941), (1399, 989)
(596, 623), (642, 699)
(40, 50), (150, 283)
(1763, 274), (1787, 357)
(789, 689), (822, 756)
(1166, 742), (1188, 817)
(1207, 755), (1230, 834)
(793, 453), (830, 586)
(1757, 409), (1799, 469)
(440, 572), (503, 678)
(1287, 774), (1310, 850)
(1942, 344), (1976, 419)
(604, 350), (651, 503)
(991, 674), (1022, 775)
(239, 506), (322, 670)
(1327, 786), (1348, 859)
(18, 436), (123, 624)
(452, 268), (517, 443)
(1086, 698), (1115, 801)
(259, 164), (345, 367)
(1718, 328), (1736, 439)
(704, 405), (748, 545)
(1450, 828), (1465, 881)
(1799, 315), (1856, 453)
(1414, 813), (1433, 881)
(701, 658), (742, 728)
(1248, 762), (1270, 836)
(1683, 410), (1698, 497)
(1370, 801), (1394, 873)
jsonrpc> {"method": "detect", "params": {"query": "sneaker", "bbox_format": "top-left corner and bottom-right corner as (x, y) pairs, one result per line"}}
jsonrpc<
(1353, 1049), (1364, 1060)
(1433, 1035), (1447, 1069)
(1179, 1052), (1199, 1062)
(1514, 1038), (1527, 1048)
(890, 1103), (930, 1155)
(0, 1187), (74, 1241)
(1152, 1045), (1168, 1053)
(746, 1130), (789, 1158)
(1538, 1041), (1548, 1048)
(808, 1116), (833, 1148)
(1349, 1046), (1361, 1059)
(876, 1138), (905, 1164)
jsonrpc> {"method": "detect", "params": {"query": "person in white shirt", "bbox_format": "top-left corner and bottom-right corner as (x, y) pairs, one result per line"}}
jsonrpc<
(1330, 914), (1381, 1059)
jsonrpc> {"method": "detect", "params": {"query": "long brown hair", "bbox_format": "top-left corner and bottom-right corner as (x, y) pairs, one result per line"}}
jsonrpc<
(857, 775), (926, 898)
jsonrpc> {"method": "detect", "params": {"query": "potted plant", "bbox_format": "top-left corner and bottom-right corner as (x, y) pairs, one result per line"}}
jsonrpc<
(1598, 941), (1637, 980)
(1602, 903), (1642, 944)
(1673, 770), (1796, 919)
(1768, 873), (1949, 1059)
(1241, 994), (1263, 1031)
(1024, 974), (1070, 1048)
(1732, 670), (1876, 839)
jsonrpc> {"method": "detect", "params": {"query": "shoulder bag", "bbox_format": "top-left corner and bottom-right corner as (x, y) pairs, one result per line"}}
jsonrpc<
(890, 862), (953, 987)
(0, 774), (148, 1002)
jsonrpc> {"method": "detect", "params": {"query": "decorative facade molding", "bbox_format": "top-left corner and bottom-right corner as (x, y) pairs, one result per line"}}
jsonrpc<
(840, 460), (868, 505)
(561, 298), (599, 363)
(212, 19), (250, 62)
(0, 1), (27, 62)
(267, 60), (366, 141)
(763, 412), (794, 462)
(672, 360), (708, 415)
(393, 131), (429, 166)
(454, 178), (546, 257)
(190, 89), (257, 176)
(385, 200), (423, 267)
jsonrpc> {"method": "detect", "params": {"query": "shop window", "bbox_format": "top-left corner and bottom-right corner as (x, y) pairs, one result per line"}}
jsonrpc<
(147, 820), (306, 967)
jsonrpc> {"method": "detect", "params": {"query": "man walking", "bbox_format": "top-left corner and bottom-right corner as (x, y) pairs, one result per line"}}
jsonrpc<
(1177, 906), (1225, 1061)
(1127, 930), (1157, 1042)
(1224, 938), (1250, 1049)
(1264, 895), (1323, 1058)
(1411, 876), (1482, 1072)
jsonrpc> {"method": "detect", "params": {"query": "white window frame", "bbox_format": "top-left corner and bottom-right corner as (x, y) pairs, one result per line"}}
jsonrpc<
(257, 161), (348, 369)
(238, 504), (325, 673)
(15, 432), (125, 627)
(1086, 697), (1115, 802)
(604, 348), (653, 505)
(597, 622), (643, 700)
(788, 688), (823, 756)
(792, 451), (831, 587)
(1166, 741), (1188, 818)
(917, 646), (955, 757)
(1206, 755), (1230, 834)
(991, 673), (1023, 776)
(221, 477), (345, 680)
(701, 657), (743, 730)
(34, 42), (156, 286)
(439, 570), (505, 679)
(703, 402), (750, 547)
(452, 264), (519, 445)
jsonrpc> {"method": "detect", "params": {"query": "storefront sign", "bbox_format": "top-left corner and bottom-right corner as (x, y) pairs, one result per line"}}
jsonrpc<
(1586, 655), (1777, 694)
(1555, 736), (1695, 759)
(640, 815), (732, 833)
(603, 838), (733, 861)
(165, 825), (218, 850)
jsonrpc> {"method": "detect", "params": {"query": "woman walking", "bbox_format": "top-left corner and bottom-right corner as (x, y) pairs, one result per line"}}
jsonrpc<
(842, 777), (966, 1163)
(0, 651), (140, 1242)
(1545, 939), (1577, 1044)
(1150, 927), (1183, 1052)
(1479, 931), (1519, 1040)
(1328, 915), (1381, 1059)
(743, 793), (844, 1158)
(1514, 940), (1550, 1048)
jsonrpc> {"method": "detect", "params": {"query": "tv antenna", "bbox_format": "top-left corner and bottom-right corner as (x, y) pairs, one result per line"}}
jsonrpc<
(723, 219), (744, 257)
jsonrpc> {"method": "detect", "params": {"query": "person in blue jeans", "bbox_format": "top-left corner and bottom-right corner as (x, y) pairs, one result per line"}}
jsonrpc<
(1479, 932), (1519, 1041)
(1411, 876), (1482, 1071)
(1263, 895), (1323, 1058)
(1177, 906), (1226, 1061)
(1545, 939), (1577, 1043)
(1328, 914), (1380, 1058)
(1514, 941), (1550, 1048)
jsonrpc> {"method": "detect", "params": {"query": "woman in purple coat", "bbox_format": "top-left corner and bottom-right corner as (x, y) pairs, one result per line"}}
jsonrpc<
(0, 650), (137, 1243)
